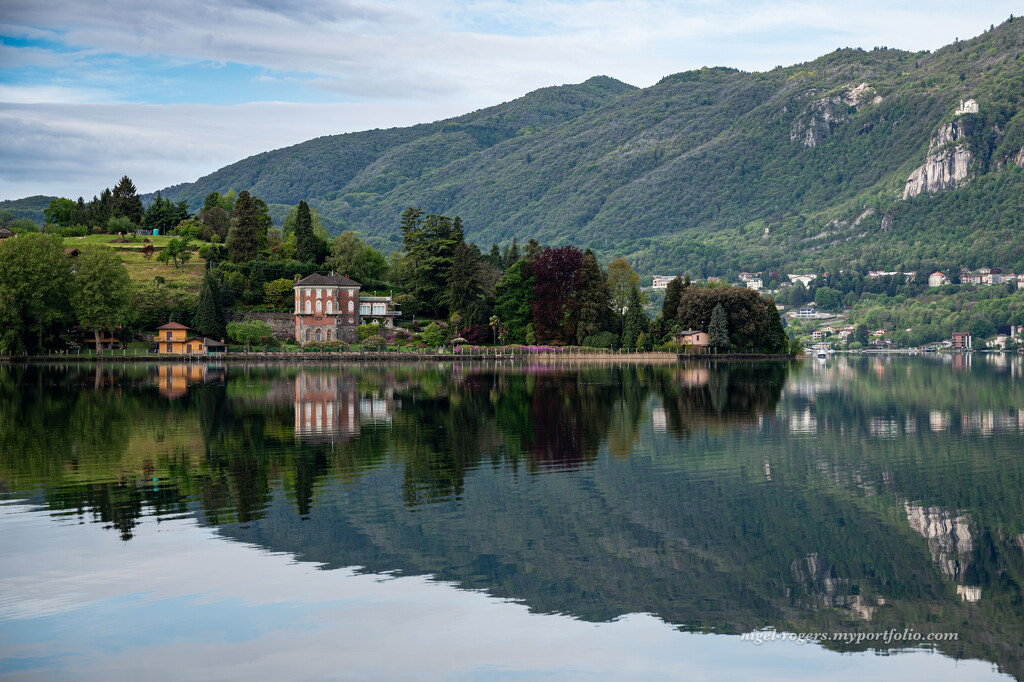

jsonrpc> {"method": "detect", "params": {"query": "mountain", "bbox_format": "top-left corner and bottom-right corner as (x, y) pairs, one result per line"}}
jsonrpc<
(0, 195), (55, 225)
(156, 18), (1024, 274)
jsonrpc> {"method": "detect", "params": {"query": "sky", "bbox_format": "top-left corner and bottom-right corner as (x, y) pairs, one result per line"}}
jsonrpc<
(0, 1), (1019, 202)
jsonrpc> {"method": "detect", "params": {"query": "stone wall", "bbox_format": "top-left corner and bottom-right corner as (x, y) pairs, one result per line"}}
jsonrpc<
(239, 312), (294, 341)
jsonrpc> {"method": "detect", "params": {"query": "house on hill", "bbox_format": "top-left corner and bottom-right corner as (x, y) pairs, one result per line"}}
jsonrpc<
(0, 228), (15, 240)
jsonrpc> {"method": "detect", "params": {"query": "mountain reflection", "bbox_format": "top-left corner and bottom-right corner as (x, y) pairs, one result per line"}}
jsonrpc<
(1, 358), (1024, 679)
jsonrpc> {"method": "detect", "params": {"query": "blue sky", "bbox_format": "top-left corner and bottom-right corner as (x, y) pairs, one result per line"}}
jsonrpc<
(0, 1), (1019, 201)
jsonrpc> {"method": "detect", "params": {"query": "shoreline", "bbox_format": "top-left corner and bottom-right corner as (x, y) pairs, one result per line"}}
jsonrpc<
(1, 351), (800, 364)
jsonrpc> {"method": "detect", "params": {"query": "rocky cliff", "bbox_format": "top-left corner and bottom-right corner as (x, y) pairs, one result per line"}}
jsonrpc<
(903, 114), (975, 199)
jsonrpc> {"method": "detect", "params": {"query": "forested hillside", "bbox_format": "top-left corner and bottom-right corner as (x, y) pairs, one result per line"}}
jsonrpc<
(151, 17), (1024, 275)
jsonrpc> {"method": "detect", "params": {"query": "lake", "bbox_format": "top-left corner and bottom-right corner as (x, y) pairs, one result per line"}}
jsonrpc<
(1, 356), (1022, 681)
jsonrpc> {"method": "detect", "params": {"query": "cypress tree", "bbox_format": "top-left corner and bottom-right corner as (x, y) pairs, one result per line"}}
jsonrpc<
(294, 200), (318, 263)
(193, 269), (226, 339)
(709, 303), (730, 352)
(227, 190), (261, 263)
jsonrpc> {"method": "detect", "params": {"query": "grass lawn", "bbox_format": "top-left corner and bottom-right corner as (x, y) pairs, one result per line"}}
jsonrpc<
(65, 233), (208, 286)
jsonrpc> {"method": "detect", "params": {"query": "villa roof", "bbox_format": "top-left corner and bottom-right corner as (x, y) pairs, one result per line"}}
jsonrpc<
(295, 273), (361, 287)
(157, 322), (191, 330)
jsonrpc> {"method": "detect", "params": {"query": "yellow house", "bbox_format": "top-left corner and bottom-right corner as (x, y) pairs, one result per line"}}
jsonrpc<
(154, 322), (213, 355)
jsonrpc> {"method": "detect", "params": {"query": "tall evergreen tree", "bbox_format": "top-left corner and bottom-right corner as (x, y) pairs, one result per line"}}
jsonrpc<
(576, 250), (613, 344)
(444, 240), (488, 326)
(294, 200), (320, 263)
(227, 190), (261, 263)
(110, 176), (144, 226)
(493, 259), (534, 344)
(708, 303), (730, 352)
(621, 283), (650, 350)
(662, 275), (684, 320)
(502, 237), (520, 268)
(193, 270), (226, 340)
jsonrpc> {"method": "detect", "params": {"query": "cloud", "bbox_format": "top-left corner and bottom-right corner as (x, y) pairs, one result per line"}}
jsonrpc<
(0, 0), (1020, 199)
(0, 100), (472, 199)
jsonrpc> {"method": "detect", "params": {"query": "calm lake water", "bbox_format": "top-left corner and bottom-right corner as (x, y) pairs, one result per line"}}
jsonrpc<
(1, 355), (1022, 681)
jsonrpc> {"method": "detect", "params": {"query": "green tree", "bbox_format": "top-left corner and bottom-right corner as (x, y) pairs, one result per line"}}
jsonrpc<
(494, 259), (534, 344)
(73, 247), (133, 355)
(156, 238), (193, 269)
(0, 234), (73, 354)
(621, 283), (650, 350)
(226, 319), (273, 352)
(110, 176), (144, 226)
(44, 198), (79, 228)
(444, 240), (488, 326)
(709, 303), (730, 352)
(576, 250), (613, 344)
(607, 257), (641, 316)
(662, 275), (684, 320)
(399, 209), (464, 318)
(293, 201), (324, 263)
(227, 190), (262, 263)
(421, 322), (444, 347)
(193, 270), (226, 340)
(854, 323), (869, 345)
(326, 232), (388, 283)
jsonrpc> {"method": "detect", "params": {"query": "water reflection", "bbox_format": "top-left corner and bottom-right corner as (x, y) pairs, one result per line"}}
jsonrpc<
(1, 357), (1023, 679)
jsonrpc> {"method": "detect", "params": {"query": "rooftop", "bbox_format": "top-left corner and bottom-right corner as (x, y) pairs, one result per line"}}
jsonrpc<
(295, 273), (361, 287)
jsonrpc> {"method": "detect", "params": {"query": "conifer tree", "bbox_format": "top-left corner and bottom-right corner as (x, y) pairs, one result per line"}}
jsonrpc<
(576, 250), (613, 344)
(111, 176), (144, 226)
(193, 269), (226, 340)
(622, 283), (649, 350)
(709, 303), (730, 352)
(227, 190), (261, 263)
(662, 275), (684, 320)
(294, 201), (319, 263)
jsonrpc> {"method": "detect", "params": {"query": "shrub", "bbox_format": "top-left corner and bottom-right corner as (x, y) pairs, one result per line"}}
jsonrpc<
(459, 324), (491, 344)
(581, 331), (620, 349)
(357, 322), (381, 341)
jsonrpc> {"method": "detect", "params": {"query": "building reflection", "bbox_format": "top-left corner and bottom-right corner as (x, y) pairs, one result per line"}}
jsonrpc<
(292, 371), (396, 443)
(155, 363), (226, 399)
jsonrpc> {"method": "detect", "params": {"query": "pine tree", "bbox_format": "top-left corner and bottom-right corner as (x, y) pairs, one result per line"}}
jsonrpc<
(110, 176), (144, 226)
(227, 190), (261, 263)
(709, 303), (730, 352)
(193, 270), (226, 340)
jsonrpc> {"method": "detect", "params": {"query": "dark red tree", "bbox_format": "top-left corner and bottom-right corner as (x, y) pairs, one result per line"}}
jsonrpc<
(526, 245), (583, 344)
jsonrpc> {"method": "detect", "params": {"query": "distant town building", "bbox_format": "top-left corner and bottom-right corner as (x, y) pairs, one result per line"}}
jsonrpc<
(928, 272), (948, 287)
(651, 275), (677, 290)
(951, 331), (972, 350)
(745, 278), (763, 291)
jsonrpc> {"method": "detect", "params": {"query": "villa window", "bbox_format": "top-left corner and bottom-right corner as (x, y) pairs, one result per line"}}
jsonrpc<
(326, 300), (333, 314)
(316, 300), (322, 313)
(305, 300), (311, 314)
(348, 300), (354, 313)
